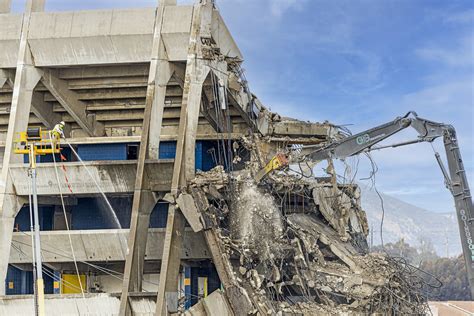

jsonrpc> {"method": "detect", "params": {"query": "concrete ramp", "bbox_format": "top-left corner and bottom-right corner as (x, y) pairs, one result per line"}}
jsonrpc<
(0, 294), (124, 316)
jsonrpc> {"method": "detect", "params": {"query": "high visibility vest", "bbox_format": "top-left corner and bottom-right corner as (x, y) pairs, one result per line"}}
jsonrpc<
(52, 124), (64, 136)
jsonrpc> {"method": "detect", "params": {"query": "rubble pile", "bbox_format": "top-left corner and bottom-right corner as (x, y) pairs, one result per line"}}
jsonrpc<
(179, 137), (435, 315)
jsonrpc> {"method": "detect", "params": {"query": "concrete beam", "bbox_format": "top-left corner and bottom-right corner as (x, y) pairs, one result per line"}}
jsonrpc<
(9, 160), (174, 196)
(0, 69), (60, 130)
(26, 0), (45, 12)
(10, 228), (209, 264)
(31, 91), (62, 130)
(53, 66), (150, 81)
(41, 69), (105, 137)
(159, 0), (176, 5)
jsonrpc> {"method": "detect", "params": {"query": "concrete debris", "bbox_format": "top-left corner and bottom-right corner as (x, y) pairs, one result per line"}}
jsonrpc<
(176, 193), (204, 232)
(183, 290), (233, 316)
(182, 135), (434, 315)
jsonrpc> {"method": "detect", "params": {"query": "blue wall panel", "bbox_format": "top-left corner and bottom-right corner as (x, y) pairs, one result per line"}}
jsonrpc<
(15, 206), (54, 232)
(24, 147), (71, 163)
(77, 143), (127, 161)
(158, 141), (216, 171)
(71, 197), (133, 230)
(5, 265), (33, 295)
(158, 141), (177, 159)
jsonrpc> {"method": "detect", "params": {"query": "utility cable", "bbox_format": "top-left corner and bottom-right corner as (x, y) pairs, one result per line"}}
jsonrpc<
(12, 237), (124, 283)
(361, 152), (385, 248)
(63, 139), (128, 256)
(48, 133), (86, 301)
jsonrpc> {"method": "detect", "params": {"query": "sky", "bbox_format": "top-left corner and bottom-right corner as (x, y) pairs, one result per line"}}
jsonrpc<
(11, 0), (474, 213)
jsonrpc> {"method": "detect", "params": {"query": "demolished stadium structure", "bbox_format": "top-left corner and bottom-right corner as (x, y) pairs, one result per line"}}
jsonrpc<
(173, 133), (437, 315)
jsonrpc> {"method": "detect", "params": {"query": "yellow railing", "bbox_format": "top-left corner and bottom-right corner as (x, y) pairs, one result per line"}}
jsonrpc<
(13, 127), (61, 155)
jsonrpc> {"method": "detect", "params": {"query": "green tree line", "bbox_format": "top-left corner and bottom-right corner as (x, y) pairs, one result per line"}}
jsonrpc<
(372, 239), (470, 301)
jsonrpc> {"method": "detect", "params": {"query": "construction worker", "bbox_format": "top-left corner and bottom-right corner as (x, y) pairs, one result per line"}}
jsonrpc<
(51, 121), (65, 141)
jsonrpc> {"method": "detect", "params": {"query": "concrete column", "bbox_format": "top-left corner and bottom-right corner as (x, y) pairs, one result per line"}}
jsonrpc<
(119, 2), (172, 315)
(155, 205), (185, 315)
(155, 2), (213, 315)
(183, 62), (210, 181)
(0, 0), (11, 13)
(148, 59), (173, 160)
(0, 0), (43, 296)
(121, 191), (156, 290)
(158, 0), (176, 5)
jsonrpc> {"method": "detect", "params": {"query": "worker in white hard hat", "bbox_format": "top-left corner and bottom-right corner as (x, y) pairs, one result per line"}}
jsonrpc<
(52, 121), (66, 141)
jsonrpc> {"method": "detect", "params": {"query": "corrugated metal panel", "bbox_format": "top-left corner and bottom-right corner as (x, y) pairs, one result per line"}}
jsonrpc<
(77, 143), (127, 161)
(159, 141), (177, 159)
(5, 265), (33, 295)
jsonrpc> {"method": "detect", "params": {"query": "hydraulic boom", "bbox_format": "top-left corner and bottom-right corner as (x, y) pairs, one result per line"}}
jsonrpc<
(257, 111), (474, 297)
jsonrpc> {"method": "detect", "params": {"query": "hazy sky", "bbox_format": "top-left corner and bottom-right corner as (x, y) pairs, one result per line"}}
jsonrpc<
(11, 0), (474, 213)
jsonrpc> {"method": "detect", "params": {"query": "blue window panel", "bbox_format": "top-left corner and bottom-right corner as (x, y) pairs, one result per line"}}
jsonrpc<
(77, 143), (127, 161)
(149, 203), (169, 228)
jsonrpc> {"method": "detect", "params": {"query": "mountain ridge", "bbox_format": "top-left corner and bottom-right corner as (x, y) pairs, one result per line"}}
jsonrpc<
(360, 185), (461, 257)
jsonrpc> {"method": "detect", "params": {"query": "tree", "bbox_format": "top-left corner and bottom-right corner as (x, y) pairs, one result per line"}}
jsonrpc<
(371, 238), (435, 266)
(420, 255), (471, 301)
(371, 239), (471, 300)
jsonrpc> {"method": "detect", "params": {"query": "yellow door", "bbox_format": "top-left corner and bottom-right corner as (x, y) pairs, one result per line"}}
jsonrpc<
(62, 274), (86, 294)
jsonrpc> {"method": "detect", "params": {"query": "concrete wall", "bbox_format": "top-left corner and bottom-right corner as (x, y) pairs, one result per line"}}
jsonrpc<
(93, 273), (173, 294)
(10, 228), (210, 264)
(0, 6), (241, 67)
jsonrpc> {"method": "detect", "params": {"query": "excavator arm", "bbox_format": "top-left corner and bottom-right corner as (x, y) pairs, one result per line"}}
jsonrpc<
(257, 111), (474, 297)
